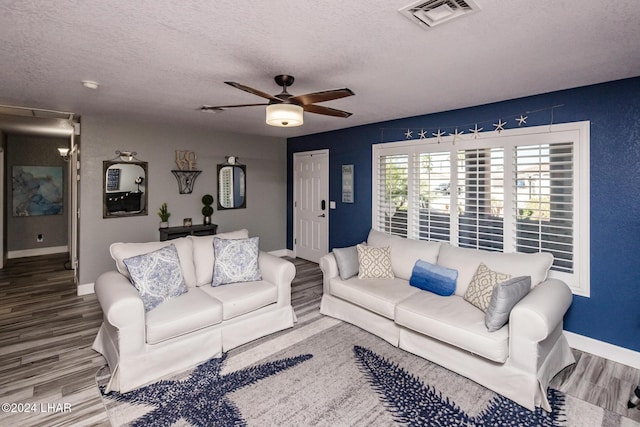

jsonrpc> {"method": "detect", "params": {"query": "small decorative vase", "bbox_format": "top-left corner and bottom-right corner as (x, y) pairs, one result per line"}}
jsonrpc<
(160, 221), (169, 228)
(203, 216), (211, 225)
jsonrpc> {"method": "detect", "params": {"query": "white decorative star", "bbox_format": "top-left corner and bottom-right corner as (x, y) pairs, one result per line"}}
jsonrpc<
(493, 119), (506, 133)
(432, 129), (446, 143)
(405, 129), (413, 139)
(516, 115), (528, 126)
(470, 124), (483, 139)
(418, 129), (427, 139)
(452, 128), (464, 144)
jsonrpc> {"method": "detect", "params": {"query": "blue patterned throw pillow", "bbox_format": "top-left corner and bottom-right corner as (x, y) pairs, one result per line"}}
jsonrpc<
(123, 244), (188, 312)
(212, 236), (262, 286)
(409, 259), (458, 296)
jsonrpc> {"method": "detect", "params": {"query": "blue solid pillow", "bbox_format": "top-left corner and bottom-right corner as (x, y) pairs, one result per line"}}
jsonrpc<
(409, 259), (458, 296)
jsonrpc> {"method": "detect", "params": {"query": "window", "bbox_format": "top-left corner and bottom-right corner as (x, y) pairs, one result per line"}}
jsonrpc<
(373, 122), (590, 296)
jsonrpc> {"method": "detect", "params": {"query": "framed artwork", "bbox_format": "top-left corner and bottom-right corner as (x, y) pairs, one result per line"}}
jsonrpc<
(12, 166), (63, 216)
(342, 164), (354, 203)
(106, 168), (121, 191)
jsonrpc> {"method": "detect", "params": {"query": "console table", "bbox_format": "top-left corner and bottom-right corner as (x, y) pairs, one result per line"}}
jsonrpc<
(159, 224), (218, 241)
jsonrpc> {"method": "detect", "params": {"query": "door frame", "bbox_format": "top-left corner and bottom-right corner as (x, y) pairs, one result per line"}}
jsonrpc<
(0, 112), (78, 283)
(293, 149), (329, 260)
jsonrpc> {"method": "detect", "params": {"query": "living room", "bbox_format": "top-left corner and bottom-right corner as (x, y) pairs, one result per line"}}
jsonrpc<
(1, 1), (639, 426)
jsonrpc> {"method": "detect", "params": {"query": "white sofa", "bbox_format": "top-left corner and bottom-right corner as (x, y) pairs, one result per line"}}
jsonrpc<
(92, 230), (296, 393)
(319, 229), (575, 411)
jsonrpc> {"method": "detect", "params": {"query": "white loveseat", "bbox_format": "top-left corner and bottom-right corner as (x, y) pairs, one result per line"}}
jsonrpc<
(92, 230), (296, 393)
(319, 229), (575, 411)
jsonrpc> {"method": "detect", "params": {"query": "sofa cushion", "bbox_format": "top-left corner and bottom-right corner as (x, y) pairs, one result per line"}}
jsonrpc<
(123, 244), (188, 312)
(357, 244), (394, 279)
(436, 243), (553, 297)
(333, 244), (360, 280)
(395, 292), (509, 363)
(212, 236), (262, 286)
(110, 237), (197, 287)
(485, 276), (531, 332)
(200, 280), (277, 320)
(330, 276), (419, 319)
(463, 263), (511, 312)
(409, 259), (457, 296)
(190, 229), (250, 286)
(145, 288), (222, 344)
(367, 229), (441, 280)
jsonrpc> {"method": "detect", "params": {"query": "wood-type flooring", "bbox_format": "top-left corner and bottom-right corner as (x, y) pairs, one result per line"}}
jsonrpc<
(0, 253), (638, 426)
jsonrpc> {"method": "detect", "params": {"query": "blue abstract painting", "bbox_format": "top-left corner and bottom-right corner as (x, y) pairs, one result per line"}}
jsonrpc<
(12, 166), (63, 216)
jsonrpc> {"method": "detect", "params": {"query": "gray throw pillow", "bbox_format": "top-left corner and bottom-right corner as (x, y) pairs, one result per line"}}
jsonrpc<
(333, 245), (360, 280)
(123, 244), (188, 312)
(485, 276), (531, 332)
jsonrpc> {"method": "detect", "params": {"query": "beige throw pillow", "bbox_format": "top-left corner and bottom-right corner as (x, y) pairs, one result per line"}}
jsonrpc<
(463, 263), (511, 312)
(357, 244), (394, 279)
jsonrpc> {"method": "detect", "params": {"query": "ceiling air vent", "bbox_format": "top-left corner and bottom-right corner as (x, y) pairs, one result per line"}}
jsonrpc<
(399, 0), (480, 29)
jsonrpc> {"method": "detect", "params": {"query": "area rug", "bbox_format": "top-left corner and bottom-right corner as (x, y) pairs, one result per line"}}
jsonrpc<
(96, 317), (639, 426)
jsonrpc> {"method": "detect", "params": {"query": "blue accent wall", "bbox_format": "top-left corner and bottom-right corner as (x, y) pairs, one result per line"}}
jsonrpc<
(288, 76), (640, 352)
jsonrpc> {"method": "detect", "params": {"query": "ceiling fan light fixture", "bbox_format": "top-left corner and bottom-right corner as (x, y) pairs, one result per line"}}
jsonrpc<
(266, 104), (303, 127)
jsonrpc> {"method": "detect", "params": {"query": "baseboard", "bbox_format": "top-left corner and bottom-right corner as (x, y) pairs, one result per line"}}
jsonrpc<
(77, 282), (94, 296)
(565, 330), (640, 370)
(268, 249), (294, 257)
(7, 245), (69, 259)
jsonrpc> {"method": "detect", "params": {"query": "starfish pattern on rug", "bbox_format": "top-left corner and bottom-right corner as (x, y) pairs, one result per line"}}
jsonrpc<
(353, 345), (564, 426)
(101, 352), (313, 427)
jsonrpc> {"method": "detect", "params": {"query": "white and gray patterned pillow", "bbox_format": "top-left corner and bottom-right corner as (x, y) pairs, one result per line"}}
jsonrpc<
(123, 244), (188, 312)
(212, 236), (262, 286)
(357, 244), (394, 279)
(463, 263), (511, 312)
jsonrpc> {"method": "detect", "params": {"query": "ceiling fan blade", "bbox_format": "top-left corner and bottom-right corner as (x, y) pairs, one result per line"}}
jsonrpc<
(289, 88), (354, 106)
(224, 82), (281, 102)
(200, 103), (269, 111)
(303, 104), (352, 118)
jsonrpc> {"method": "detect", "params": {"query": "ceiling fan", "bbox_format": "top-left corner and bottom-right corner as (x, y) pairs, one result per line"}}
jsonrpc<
(200, 75), (354, 127)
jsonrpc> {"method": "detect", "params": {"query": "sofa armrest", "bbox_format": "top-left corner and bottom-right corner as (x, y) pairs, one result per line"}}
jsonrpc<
(94, 271), (146, 355)
(319, 253), (339, 295)
(509, 278), (573, 342)
(258, 252), (296, 307)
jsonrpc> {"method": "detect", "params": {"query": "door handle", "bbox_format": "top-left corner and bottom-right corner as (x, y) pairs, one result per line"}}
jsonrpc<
(318, 213), (326, 218)
(321, 200), (326, 210)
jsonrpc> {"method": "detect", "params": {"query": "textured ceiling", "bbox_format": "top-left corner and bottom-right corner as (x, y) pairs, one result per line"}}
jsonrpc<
(0, 0), (638, 138)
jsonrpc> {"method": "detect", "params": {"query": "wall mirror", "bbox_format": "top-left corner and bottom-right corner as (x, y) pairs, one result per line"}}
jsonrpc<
(103, 160), (148, 218)
(217, 163), (246, 210)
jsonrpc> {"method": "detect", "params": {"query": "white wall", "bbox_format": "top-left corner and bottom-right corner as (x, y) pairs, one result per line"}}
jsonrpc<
(78, 115), (287, 286)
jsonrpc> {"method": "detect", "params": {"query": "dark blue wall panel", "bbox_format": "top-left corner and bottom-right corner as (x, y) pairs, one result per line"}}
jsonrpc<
(287, 77), (640, 352)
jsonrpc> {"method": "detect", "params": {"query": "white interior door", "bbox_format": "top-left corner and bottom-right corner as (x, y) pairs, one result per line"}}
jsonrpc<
(294, 150), (329, 263)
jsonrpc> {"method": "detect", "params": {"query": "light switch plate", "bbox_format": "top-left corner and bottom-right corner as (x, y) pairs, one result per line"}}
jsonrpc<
(330, 201), (336, 209)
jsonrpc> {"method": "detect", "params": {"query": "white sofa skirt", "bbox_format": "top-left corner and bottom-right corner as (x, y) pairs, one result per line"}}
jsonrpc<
(399, 324), (575, 411)
(94, 304), (295, 393)
(319, 291), (574, 411)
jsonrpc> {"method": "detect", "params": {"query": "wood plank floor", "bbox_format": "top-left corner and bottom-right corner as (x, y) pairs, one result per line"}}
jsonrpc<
(0, 254), (638, 426)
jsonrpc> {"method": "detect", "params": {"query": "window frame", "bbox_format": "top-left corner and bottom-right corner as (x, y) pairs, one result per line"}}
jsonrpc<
(372, 121), (590, 296)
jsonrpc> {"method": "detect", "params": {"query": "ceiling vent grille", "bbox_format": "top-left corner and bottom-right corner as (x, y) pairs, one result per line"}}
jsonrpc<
(399, 0), (480, 29)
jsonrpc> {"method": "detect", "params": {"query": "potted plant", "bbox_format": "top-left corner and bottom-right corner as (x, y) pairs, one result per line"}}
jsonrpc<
(201, 194), (214, 224)
(158, 202), (171, 228)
